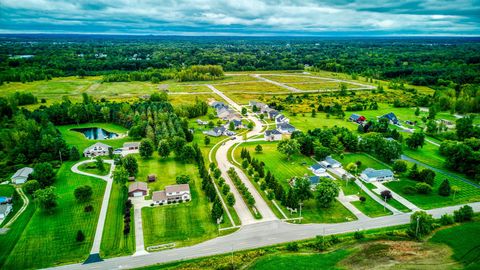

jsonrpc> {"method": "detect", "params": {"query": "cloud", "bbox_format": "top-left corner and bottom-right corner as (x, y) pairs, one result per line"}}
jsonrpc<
(0, 0), (479, 35)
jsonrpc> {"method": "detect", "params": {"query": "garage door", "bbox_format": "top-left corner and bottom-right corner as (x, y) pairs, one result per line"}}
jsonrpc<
(133, 191), (143, 197)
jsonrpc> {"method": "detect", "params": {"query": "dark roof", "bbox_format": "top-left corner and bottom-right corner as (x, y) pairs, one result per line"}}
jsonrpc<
(310, 163), (323, 170)
(268, 110), (279, 116)
(265, 129), (282, 136)
(309, 176), (320, 185)
(381, 112), (398, 122)
(278, 123), (295, 130)
(213, 126), (226, 133)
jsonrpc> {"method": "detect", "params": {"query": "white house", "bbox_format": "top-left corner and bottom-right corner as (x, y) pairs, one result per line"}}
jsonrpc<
(360, 168), (394, 182)
(320, 156), (342, 168)
(264, 129), (282, 141)
(277, 123), (296, 134)
(309, 163), (326, 174)
(123, 142), (140, 150)
(83, 142), (112, 158)
(11, 167), (34, 184)
(152, 184), (191, 205)
(0, 204), (12, 219)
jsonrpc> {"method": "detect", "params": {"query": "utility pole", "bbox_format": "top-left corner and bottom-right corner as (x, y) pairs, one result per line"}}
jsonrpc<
(384, 196), (387, 212)
(59, 150), (63, 164)
(298, 201), (303, 223)
(415, 216), (420, 238)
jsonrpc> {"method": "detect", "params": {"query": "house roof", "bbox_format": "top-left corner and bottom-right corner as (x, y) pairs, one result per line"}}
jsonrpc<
(276, 114), (286, 122)
(350, 113), (360, 120)
(324, 156), (341, 166)
(123, 142), (140, 148)
(213, 126), (226, 133)
(165, 184), (190, 194)
(128, 182), (148, 193)
(310, 163), (323, 170)
(231, 119), (242, 126)
(265, 129), (282, 136)
(361, 168), (394, 179)
(0, 204), (11, 215)
(84, 142), (112, 153)
(381, 112), (398, 122)
(277, 123), (295, 130)
(268, 110), (279, 116)
(152, 190), (167, 201)
(309, 176), (320, 185)
(11, 167), (33, 179)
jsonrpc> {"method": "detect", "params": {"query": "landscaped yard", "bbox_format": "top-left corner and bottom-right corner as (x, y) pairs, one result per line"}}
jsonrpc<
(57, 122), (130, 151)
(78, 161), (112, 176)
(1, 161), (106, 269)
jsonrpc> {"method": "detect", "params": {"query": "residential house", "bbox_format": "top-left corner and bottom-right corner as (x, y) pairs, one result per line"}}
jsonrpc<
(83, 142), (112, 158)
(309, 163), (326, 174)
(249, 101), (268, 113)
(123, 142), (140, 150)
(268, 110), (279, 120)
(277, 122), (296, 134)
(264, 129), (282, 141)
(11, 167), (33, 184)
(203, 126), (226, 137)
(308, 175), (333, 189)
(349, 114), (366, 123)
(0, 204), (12, 219)
(128, 182), (148, 197)
(229, 119), (244, 130)
(320, 156), (342, 168)
(196, 119), (209, 125)
(380, 112), (399, 125)
(360, 168), (394, 182)
(152, 184), (191, 205)
(275, 114), (289, 124)
(211, 101), (228, 110)
(216, 107), (231, 119)
(0, 196), (12, 204)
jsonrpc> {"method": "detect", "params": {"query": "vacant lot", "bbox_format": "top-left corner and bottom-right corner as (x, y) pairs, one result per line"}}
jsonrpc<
(2, 162), (106, 269)
(214, 82), (287, 93)
(286, 112), (358, 131)
(286, 82), (360, 91)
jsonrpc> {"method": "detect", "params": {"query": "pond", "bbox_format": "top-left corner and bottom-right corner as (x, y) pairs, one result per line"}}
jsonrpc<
(71, 127), (119, 140)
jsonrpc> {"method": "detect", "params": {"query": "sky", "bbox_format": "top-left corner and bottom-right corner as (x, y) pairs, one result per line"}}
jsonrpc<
(1, 0), (480, 36)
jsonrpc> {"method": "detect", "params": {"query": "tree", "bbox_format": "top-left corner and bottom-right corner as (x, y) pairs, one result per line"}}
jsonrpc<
(294, 177), (313, 202)
(418, 169), (436, 186)
(69, 146), (80, 161)
(277, 139), (300, 161)
(408, 211), (434, 239)
(345, 162), (357, 174)
(157, 140), (171, 158)
(247, 122), (254, 130)
(255, 144), (263, 153)
(438, 179), (451, 196)
(32, 162), (56, 187)
(226, 192), (235, 206)
(113, 166), (129, 185)
(222, 184), (230, 195)
(123, 155), (138, 176)
(74, 185), (93, 202)
(241, 107), (247, 115)
(315, 178), (339, 208)
(176, 175), (190, 184)
(414, 107), (420, 116)
(311, 108), (316, 118)
(95, 156), (105, 172)
(314, 145), (331, 161)
(179, 145), (196, 162)
(408, 164), (420, 180)
(406, 132), (425, 150)
(139, 139), (154, 158)
(451, 185), (460, 199)
(229, 121), (235, 131)
(204, 136), (210, 146)
(76, 230), (85, 242)
(415, 182), (433, 194)
(393, 160), (408, 173)
(23, 180), (40, 195)
(454, 205), (474, 222)
(211, 199), (223, 222)
(34, 187), (58, 213)
(380, 190), (393, 200)
(456, 116), (474, 140)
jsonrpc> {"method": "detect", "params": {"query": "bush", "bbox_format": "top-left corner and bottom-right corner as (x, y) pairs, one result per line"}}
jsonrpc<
(380, 190), (393, 200)
(330, 235), (341, 244)
(84, 205), (94, 212)
(354, 231), (364, 240)
(76, 230), (85, 242)
(454, 205), (474, 222)
(439, 214), (455, 225)
(359, 196), (366, 203)
(286, 242), (299, 252)
(393, 160), (408, 173)
(176, 175), (191, 184)
(438, 179), (451, 196)
(415, 182), (432, 194)
(403, 185), (417, 195)
(23, 180), (40, 195)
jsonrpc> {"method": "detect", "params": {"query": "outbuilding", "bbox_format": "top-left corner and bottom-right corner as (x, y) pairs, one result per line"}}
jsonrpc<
(11, 167), (34, 185)
(128, 182), (148, 197)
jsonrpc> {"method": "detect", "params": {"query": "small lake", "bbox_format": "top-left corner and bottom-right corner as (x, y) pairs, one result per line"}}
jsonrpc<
(71, 127), (119, 140)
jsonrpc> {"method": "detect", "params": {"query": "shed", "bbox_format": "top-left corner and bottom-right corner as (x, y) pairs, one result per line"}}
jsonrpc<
(11, 167), (34, 184)
(128, 182), (148, 197)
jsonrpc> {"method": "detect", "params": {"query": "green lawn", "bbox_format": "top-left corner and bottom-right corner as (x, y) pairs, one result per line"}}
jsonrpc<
(0, 185), (15, 197)
(2, 161), (106, 269)
(336, 180), (391, 218)
(57, 122), (130, 151)
(100, 183), (135, 258)
(286, 112), (358, 132)
(141, 168), (217, 248)
(334, 152), (390, 172)
(77, 161), (111, 176)
(429, 220), (480, 269)
(249, 249), (351, 270)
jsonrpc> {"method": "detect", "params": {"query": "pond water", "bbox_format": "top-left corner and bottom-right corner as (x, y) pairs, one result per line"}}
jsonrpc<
(71, 127), (119, 140)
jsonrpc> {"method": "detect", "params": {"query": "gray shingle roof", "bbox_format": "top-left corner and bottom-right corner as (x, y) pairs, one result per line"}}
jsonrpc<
(362, 168), (394, 179)
(265, 129), (282, 136)
(11, 167), (33, 179)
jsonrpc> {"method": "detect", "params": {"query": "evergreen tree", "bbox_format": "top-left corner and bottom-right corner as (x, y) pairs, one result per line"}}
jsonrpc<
(438, 179), (451, 196)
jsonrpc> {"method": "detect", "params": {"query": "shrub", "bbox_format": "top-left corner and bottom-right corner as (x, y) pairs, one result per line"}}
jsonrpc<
(393, 160), (408, 173)
(415, 182), (432, 194)
(354, 231), (364, 240)
(176, 175), (191, 184)
(330, 235), (341, 244)
(454, 205), (474, 222)
(286, 242), (299, 252)
(76, 230), (85, 242)
(359, 196), (366, 203)
(84, 205), (94, 212)
(439, 214), (455, 225)
(438, 179), (451, 196)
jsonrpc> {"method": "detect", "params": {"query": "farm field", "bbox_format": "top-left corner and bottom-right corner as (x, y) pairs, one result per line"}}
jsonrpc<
(214, 81), (288, 93)
(100, 182), (135, 258)
(2, 161), (106, 269)
(141, 166), (217, 248)
(57, 122), (130, 151)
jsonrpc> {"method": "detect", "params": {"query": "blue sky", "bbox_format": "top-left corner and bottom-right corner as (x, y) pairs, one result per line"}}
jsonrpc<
(1, 0), (479, 36)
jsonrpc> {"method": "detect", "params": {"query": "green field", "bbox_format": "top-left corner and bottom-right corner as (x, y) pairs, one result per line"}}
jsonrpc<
(261, 75), (333, 83)
(286, 81), (360, 90)
(286, 112), (358, 131)
(0, 185), (15, 197)
(77, 161), (112, 176)
(57, 122), (130, 151)
(2, 162), (106, 269)
(100, 183), (135, 258)
(141, 168), (217, 248)
(214, 82), (288, 93)
(334, 152), (390, 172)
(249, 249), (351, 270)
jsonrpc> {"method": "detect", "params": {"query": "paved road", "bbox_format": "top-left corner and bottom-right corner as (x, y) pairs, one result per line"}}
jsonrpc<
(371, 182), (420, 211)
(47, 202), (480, 270)
(251, 74), (302, 92)
(401, 155), (480, 188)
(71, 159), (115, 256)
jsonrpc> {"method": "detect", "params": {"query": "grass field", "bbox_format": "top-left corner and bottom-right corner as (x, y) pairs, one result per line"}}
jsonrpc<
(249, 249), (351, 270)
(286, 81), (360, 90)
(429, 220), (480, 269)
(77, 161), (111, 176)
(58, 122), (130, 150)
(214, 82), (288, 93)
(168, 93), (222, 106)
(0, 185), (15, 197)
(334, 152), (390, 172)
(100, 182), (135, 258)
(166, 84), (212, 93)
(2, 161), (106, 269)
(141, 167), (217, 248)
(260, 75), (332, 83)
(286, 112), (358, 131)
